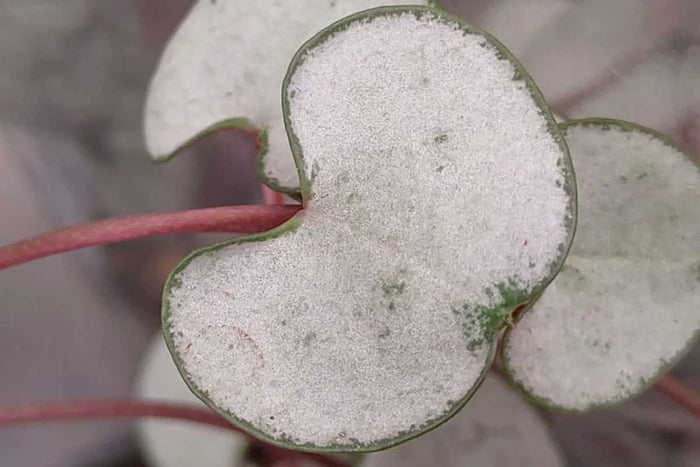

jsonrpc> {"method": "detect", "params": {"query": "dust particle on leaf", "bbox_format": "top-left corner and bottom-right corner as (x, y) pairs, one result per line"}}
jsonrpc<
(434, 133), (448, 144)
(303, 332), (317, 347)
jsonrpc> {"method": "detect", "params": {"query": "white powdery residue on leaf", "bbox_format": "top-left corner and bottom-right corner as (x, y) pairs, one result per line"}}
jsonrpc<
(165, 10), (572, 449)
(135, 334), (247, 467)
(563, 125), (698, 260)
(288, 12), (572, 293)
(362, 374), (564, 467)
(505, 122), (700, 410)
(144, 0), (432, 191)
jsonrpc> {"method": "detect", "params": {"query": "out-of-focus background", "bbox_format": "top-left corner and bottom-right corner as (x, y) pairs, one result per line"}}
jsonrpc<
(0, 1), (697, 466)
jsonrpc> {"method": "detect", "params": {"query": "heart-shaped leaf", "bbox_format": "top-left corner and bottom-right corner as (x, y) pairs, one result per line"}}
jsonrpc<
(362, 374), (564, 467)
(162, 7), (575, 452)
(503, 119), (699, 411)
(144, 0), (438, 195)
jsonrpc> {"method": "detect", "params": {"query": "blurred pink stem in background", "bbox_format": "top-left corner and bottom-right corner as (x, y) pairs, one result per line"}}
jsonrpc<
(0, 399), (346, 467)
(655, 375), (700, 418)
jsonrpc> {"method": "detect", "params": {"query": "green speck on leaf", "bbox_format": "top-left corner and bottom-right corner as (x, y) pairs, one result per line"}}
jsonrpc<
(381, 280), (406, 297)
(303, 332), (316, 347)
(455, 280), (530, 352)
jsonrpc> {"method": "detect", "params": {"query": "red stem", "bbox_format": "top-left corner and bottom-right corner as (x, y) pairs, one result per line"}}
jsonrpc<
(654, 375), (700, 418)
(0, 399), (346, 467)
(0, 205), (302, 270)
(262, 185), (286, 205)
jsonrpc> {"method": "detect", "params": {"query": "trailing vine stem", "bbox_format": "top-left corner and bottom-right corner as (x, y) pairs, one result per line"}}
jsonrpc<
(0, 204), (301, 270)
(0, 189), (696, 438)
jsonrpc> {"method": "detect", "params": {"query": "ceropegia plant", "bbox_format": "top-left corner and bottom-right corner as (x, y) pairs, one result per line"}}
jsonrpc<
(136, 334), (563, 467)
(503, 119), (699, 411)
(144, 0), (439, 195)
(136, 334), (361, 467)
(137, 332), (564, 467)
(157, 6), (575, 453)
(1, 1), (699, 465)
(361, 374), (564, 467)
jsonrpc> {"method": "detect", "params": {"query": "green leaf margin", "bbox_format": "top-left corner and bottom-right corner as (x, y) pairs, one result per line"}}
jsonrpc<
(148, 116), (285, 196)
(148, 2), (445, 198)
(356, 372), (566, 467)
(257, 0), (446, 196)
(501, 117), (700, 413)
(161, 5), (577, 454)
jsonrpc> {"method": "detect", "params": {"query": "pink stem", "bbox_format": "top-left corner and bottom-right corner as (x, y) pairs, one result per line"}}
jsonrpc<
(0, 399), (346, 467)
(262, 185), (286, 205)
(0, 205), (302, 270)
(655, 375), (700, 418)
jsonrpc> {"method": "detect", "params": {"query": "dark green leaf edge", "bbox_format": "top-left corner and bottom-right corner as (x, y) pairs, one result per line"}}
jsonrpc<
(163, 241), (495, 453)
(136, 331), (252, 467)
(356, 371), (566, 467)
(148, 117), (291, 197)
(501, 117), (700, 414)
(257, 0), (446, 196)
(149, 2), (445, 198)
(282, 5), (577, 319)
(144, 0), (299, 195)
(161, 6), (577, 453)
(150, 117), (266, 165)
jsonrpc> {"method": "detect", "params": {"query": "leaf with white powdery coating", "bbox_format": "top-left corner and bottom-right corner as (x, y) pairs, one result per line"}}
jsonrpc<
(143, 0), (438, 195)
(136, 334), (248, 467)
(503, 118), (700, 412)
(162, 7), (575, 453)
(362, 374), (564, 467)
